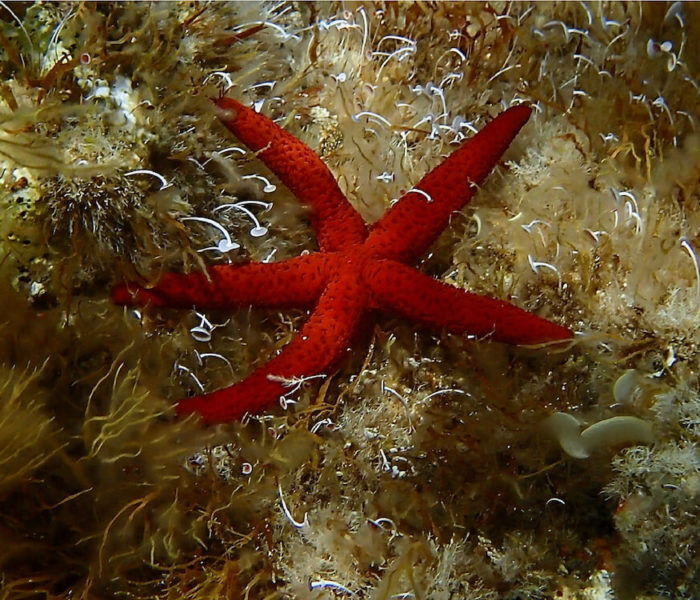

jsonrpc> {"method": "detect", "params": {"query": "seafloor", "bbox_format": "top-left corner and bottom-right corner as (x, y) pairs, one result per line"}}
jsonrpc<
(0, 2), (699, 599)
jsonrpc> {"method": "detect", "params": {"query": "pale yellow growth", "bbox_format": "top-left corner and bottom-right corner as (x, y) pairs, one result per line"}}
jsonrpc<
(0, 362), (63, 495)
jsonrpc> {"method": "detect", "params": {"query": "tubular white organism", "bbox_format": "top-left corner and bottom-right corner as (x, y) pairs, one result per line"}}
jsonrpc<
(309, 579), (357, 598)
(181, 216), (240, 253)
(277, 481), (308, 529)
(195, 350), (234, 374)
(528, 255), (562, 290)
(352, 110), (393, 129)
(125, 169), (171, 190)
(241, 173), (276, 193)
(214, 200), (272, 238)
(202, 70), (234, 90)
(422, 388), (470, 402)
(680, 236), (700, 302)
(175, 364), (205, 393)
(406, 188), (433, 203)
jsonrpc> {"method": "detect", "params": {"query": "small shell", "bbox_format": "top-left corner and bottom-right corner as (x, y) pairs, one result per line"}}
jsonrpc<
(613, 369), (641, 404)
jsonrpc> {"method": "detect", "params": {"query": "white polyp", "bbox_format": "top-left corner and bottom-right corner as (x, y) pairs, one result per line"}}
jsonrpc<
(439, 71), (464, 89)
(542, 20), (572, 43)
(189, 312), (220, 342)
(277, 482), (308, 529)
(472, 214), (482, 237)
(375, 45), (416, 79)
(487, 63), (521, 85)
(187, 157), (205, 170)
(318, 17), (359, 32)
(214, 202), (269, 239)
(202, 71), (234, 89)
(522, 219), (551, 233)
(574, 53), (596, 70)
(279, 396), (297, 410)
(263, 248), (277, 263)
(241, 174), (276, 193)
(449, 46), (467, 61)
(232, 20), (300, 41)
(182, 216), (240, 253)
(216, 200), (272, 212)
(368, 517), (397, 531)
(357, 5), (368, 59)
(382, 382), (413, 430)
(377, 34), (417, 48)
(664, 1), (684, 26)
(584, 229), (608, 243)
(653, 95), (675, 122)
(195, 311), (215, 328)
(308, 579), (357, 597)
(352, 111), (393, 128)
(450, 115), (478, 135)
(605, 31), (628, 60)
(599, 132), (619, 143)
(196, 351), (234, 373)
(528, 255), (562, 289)
(125, 169), (171, 190)
(189, 326), (212, 343)
(422, 388), (470, 402)
(44, 6), (76, 69)
(0, 1), (33, 53)
(248, 81), (276, 92)
(665, 345), (677, 368)
(175, 365), (205, 392)
(414, 112), (435, 128)
(310, 418), (334, 434)
(203, 147), (247, 167)
(407, 188), (433, 203)
(379, 449), (390, 471)
(546, 497), (566, 507)
(680, 237), (700, 301)
(217, 238), (240, 252)
(623, 202), (643, 234)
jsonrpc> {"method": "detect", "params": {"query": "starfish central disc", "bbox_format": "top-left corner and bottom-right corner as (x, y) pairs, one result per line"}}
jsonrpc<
(112, 98), (572, 424)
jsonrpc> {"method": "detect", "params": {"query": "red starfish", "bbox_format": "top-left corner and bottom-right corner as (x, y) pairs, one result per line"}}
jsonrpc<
(112, 98), (572, 424)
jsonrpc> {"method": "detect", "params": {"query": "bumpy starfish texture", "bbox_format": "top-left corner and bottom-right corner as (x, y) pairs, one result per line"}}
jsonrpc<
(112, 98), (572, 424)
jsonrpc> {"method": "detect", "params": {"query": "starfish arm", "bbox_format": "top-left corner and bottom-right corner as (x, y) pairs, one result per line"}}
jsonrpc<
(365, 259), (572, 345)
(176, 271), (367, 423)
(215, 97), (368, 252)
(364, 105), (532, 264)
(111, 254), (331, 310)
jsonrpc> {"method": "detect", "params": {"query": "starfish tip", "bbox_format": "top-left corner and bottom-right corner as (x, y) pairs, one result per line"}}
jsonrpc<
(212, 96), (240, 119)
(504, 103), (532, 129)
